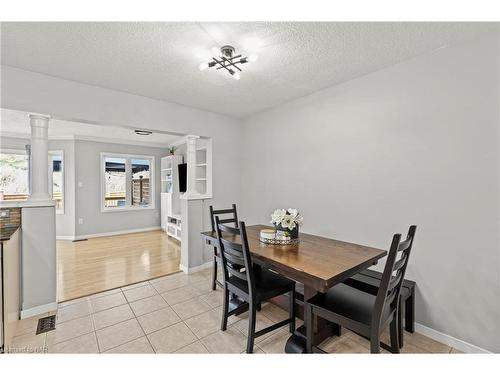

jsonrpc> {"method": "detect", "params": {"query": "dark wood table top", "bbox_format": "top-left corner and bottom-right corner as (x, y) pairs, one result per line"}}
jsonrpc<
(201, 224), (387, 293)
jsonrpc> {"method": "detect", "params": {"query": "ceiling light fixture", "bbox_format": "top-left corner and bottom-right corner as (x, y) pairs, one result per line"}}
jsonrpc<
(134, 129), (153, 136)
(199, 45), (257, 80)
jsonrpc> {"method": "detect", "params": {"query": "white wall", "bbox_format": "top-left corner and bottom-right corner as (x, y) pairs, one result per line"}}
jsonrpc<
(241, 31), (500, 352)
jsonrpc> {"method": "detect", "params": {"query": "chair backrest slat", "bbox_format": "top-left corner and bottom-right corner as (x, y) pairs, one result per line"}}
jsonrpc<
(227, 267), (248, 280)
(220, 237), (242, 251)
(214, 216), (256, 298)
(385, 286), (399, 305)
(393, 254), (407, 272)
(372, 225), (417, 329)
(218, 218), (239, 225)
(388, 270), (403, 291)
(398, 239), (412, 252)
(223, 250), (245, 266)
(210, 204), (238, 232)
(213, 208), (236, 215)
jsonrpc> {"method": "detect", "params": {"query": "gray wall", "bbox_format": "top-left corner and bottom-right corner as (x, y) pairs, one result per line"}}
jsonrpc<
(241, 31), (500, 352)
(74, 139), (167, 236)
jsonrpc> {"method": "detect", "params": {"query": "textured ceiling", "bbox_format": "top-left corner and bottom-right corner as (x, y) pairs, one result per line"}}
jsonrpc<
(1, 22), (496, 118)
(0, 109), (181, 147)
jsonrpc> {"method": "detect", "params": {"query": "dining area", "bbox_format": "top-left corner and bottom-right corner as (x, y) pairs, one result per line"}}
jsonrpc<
(201, 205), (417, 354)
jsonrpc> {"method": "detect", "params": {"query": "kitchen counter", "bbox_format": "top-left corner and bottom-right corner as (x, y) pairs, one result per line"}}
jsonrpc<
(1, 226), (21, 352)
(0, 200), (55, 209)
(0, 225), (21, 242)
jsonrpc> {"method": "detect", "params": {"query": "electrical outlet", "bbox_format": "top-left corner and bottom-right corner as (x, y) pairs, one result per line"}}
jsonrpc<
(0, 209), (10, 218)
(78, 218), (84, 225)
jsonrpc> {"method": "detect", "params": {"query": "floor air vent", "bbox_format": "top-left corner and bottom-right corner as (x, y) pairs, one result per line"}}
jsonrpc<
(36, 315), (56, 334)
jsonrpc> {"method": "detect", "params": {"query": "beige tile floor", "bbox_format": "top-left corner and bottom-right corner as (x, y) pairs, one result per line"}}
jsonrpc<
(7, 268), (462, 354)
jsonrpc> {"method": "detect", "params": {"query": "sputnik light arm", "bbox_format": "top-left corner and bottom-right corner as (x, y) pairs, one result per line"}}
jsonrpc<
(199, 45), (256, 79)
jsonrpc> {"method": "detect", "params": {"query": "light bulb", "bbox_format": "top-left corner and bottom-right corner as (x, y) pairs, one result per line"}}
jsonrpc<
(198, 62), (209, 71)
(233, 72), (241, 80)
(248, 54), (259, 62)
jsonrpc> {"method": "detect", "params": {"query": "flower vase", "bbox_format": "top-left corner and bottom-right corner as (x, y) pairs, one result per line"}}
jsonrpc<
(274, 224), (299, 241)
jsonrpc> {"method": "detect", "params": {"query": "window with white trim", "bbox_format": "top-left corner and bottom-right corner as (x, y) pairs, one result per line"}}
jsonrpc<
(49, 151), (64, 214)
(101, 153), (155, 211)
(0, 150), (29, 201)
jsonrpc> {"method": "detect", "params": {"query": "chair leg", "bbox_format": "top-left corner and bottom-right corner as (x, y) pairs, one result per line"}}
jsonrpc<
(370, 329), (381, 354)
(246, 303), (257, 354)
(211, 252), (218, 291)
(405, 292), (415, 333)
(221, 287), (229, 331)
(390, 314), (400, 353)
(305, 303), (313, 353)
(289, 286), (296, 333)
(398, 300), (404, 349)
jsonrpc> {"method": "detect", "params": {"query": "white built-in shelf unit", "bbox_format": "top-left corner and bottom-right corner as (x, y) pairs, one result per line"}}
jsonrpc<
(194, 138), (212, 198)
(160, 154), (184, 241)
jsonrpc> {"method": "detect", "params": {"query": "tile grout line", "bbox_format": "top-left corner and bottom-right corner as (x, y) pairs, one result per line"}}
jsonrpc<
(58, 269), (183, 303)
(169, 321), (202, 353)
(20, 269), (457, 354)
(56, 281), (191, 327)
(129, 296), (157, 354)
(20, 273), (285, 354)
(97, 317), (145, 353)
(87, 299), (101, 353)
(89, 300), (102, 354)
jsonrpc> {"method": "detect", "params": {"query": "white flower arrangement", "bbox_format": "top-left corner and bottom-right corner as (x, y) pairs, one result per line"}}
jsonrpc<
(270, 208), (304, 230)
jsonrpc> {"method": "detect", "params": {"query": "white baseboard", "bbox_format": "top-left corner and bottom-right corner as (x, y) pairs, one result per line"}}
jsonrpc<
(56, 235), (75, 240)
(180, 261), (213, 274)
(415, 323), (490, 353)
(21, 301), (58, 319)
(72, 226), (161, 241)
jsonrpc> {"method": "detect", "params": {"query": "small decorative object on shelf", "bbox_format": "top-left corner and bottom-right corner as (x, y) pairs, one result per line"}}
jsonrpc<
(168, 146), (177, 155)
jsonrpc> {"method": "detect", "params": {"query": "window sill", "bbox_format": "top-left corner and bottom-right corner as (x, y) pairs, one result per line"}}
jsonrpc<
(101, 206), (156, 213)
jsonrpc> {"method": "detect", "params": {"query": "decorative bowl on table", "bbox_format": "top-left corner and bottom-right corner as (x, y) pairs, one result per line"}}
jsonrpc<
(260, 208), (303, 245)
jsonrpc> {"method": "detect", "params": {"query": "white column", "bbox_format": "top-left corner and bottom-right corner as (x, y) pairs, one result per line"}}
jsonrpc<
(28, 114), (52, 202)
(185, 134), (200, 197)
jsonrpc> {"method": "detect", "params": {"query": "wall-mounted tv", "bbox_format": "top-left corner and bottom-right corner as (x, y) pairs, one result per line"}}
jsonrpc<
(178, 163), (187, 193)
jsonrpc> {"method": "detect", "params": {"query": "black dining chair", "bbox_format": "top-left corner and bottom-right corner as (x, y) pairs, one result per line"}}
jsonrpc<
(209, 204), (238, 290)
(215, 217), (296, 353)
(305, 225), (417, 354)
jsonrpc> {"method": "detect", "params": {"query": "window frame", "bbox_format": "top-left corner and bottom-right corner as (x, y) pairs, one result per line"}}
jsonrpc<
(100, 152), (155, 213)
(48, 150), (65, 214)
(0, 148), (30, 199)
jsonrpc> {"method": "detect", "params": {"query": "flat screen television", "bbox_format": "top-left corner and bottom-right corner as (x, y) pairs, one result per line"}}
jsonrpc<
(178, 163), (187, 193)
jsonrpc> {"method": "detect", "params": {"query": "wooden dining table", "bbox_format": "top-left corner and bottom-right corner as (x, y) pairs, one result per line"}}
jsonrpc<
(200, 224), (387, 353)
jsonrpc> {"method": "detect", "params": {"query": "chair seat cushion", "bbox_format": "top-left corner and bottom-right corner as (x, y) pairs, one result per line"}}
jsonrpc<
(227, 269), (294, 301)
(308, 283), (392, 325)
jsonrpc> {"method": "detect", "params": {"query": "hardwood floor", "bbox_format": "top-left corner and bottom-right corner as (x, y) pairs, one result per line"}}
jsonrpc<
(57, 230), (180, 302)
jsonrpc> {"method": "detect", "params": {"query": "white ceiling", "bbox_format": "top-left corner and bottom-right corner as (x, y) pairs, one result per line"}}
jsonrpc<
(1, 22), (496, 118)
(0, 108), (182, 147)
